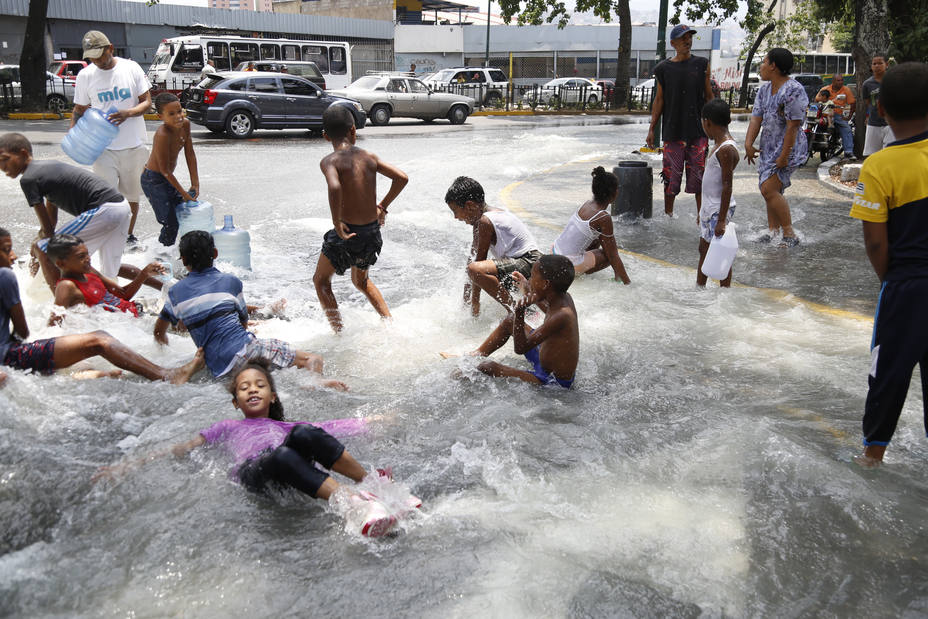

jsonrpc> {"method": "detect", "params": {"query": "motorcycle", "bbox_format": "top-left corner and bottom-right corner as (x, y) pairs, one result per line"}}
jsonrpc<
(804, 100), (854, 164)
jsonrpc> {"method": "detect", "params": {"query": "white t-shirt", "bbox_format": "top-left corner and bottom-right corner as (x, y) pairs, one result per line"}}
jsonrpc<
(485, 209), (538, 259)
(74, 57), (150, 151)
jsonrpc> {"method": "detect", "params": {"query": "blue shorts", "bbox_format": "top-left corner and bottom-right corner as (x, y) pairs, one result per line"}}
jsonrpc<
(699, 206), (736, 243)
(3, 338), (57, 374)
(141, 168), (183, 246)
(524, 346), (574, 389)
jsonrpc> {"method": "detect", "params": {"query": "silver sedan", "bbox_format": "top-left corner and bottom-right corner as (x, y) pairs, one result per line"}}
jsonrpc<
(331, 74), (474, 126)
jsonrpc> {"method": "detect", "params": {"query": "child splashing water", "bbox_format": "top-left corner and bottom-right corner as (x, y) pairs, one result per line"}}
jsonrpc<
(95, 360), (420, 537)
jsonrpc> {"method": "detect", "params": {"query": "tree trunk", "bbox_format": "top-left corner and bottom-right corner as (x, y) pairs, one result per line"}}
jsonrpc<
(852, 0), (890, 156)
(20, 0), (49, 112)
(613, 0), (631, 108)
(739, 21), (775, 108)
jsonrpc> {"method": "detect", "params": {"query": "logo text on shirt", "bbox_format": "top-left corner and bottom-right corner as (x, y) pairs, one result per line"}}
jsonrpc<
(97, 86), (132, 104)
(853, 195), (882, 210)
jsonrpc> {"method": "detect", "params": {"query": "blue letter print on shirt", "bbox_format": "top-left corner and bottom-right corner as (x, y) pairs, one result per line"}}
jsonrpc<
(97, 86), (132, 103)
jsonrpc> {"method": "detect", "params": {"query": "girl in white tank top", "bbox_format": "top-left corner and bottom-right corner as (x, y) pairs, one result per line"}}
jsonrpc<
(697, 99), (739, 287)
(552, 167), (631, 283)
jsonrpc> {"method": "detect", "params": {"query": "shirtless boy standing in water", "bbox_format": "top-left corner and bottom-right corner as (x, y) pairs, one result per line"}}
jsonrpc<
(140, 92), (200, 247)
(446, 254), (579, 389)
(313, 105), (408, 332)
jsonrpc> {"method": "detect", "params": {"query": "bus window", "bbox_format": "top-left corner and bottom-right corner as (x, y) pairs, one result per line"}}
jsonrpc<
(329, 46), (347, 75)
(302, 45), (328, 73)
(172, 43), (203, 73)
(260, 43), (280, 60)
(231, 42), (259, 67)
(282, 44), (300, 61)
(207, 42), (230, 71)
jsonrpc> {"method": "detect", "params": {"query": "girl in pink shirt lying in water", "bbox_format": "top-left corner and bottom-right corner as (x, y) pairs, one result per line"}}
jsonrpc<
(95, 360), (420, 537)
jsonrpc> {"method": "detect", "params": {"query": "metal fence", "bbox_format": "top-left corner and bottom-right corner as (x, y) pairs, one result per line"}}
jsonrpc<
(0, 70), (75, 114)
(428, 81), (756, 112)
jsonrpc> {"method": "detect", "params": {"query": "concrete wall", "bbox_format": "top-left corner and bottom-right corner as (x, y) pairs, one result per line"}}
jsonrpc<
(274, 0), (393, 22)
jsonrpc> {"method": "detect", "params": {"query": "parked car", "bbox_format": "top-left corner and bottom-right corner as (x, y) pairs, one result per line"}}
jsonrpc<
(522, 77), (603, 107)
(630, 78), (655, 105)
(0, 64), (75, 113)
(47, 60), (86, 83)
(233, 61), (325, 89)
(183, 71), (366, 138)
(595, 79), (615, 103)
(422, 66), (508, 106)
(330, 74), (474, 125)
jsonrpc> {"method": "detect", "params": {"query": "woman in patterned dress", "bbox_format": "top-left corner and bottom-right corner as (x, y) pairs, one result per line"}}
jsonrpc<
(744, 48), (809, 247)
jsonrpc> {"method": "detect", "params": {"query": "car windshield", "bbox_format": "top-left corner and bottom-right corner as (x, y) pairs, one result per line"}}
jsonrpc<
(348, 76), (383, 90)
(432, 70), (455, 81)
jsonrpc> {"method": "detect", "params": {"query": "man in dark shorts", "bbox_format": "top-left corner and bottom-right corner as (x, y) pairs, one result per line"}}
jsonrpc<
(313, 105), (408, 332)
(646, 24), (715, 218)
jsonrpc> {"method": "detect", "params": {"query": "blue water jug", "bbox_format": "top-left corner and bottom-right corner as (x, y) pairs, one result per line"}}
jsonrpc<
(61, 106), (119, 165)
(176, 200), (215, 242)
(212, 215), (251, 270)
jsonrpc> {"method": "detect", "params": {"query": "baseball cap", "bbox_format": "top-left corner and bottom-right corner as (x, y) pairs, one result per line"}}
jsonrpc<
(670, 24), (697, 40)
(82, 31), (112, 59)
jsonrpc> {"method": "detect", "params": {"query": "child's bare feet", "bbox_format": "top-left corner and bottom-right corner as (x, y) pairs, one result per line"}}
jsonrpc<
(853, 444), (886, 468)
(168, 348), (205, 384)
(268, 298), (287, 316)
(0, 370), (7, 388)
(439, 351), (460, 359)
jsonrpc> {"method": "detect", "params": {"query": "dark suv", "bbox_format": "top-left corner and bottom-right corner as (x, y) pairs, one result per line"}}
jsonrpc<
(184, 71), (366, 138)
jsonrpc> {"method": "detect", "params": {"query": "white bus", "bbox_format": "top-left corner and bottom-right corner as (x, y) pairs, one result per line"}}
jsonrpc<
(146, 35), (352, 92)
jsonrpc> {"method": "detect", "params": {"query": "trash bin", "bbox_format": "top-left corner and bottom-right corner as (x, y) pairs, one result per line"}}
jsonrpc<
(612, 161), (652, 219)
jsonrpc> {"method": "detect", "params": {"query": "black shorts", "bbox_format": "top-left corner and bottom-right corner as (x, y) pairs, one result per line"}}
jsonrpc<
(321, 220), (383, 276)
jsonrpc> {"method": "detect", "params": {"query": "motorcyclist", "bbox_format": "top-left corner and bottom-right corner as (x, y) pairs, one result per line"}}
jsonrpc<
(815, 74), (856, 159)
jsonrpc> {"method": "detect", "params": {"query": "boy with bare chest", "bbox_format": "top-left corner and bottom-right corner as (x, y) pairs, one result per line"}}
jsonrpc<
(140, 93), (200, 247)
(313, 105), (408, 332)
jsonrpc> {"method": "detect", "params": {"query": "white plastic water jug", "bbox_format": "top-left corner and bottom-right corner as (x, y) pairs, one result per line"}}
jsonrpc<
(211, 215), (251, 270)
(701, 222), (738, 280)
(176, 200), (215, 242)
(61, 106), (119, 165)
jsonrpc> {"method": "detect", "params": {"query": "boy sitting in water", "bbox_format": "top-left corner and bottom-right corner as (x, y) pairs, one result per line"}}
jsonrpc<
(445, 176), (542, 316)
(155, 230), (346, 390)
(313, 105), (408, 332)
(0, 228), (203, 383)
(446, 254), (579, 389)
(41, 233), (164, 317)
(141, 92), (200, 248)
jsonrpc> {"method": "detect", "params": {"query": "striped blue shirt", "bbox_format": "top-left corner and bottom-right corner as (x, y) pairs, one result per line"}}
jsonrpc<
(159, 267), (252, 377)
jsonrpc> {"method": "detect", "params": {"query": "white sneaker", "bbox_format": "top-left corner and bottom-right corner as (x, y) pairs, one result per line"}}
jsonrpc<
(351, 492), (397, 538)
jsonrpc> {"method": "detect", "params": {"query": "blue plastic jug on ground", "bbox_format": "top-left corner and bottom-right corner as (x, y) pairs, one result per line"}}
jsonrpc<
(212, 215), (251, 270)
(176, 200), (215, 242)
(61, 106), (119, 165)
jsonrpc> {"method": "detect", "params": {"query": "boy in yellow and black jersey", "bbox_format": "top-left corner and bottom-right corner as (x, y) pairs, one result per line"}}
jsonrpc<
(848, 62), (928, 466)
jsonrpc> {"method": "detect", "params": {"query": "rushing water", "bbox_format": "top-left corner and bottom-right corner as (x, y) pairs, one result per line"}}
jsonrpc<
(0, 117), (925, 617)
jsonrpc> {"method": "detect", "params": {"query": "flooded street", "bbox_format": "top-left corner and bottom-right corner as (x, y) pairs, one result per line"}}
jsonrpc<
(0, 115), (925, 617)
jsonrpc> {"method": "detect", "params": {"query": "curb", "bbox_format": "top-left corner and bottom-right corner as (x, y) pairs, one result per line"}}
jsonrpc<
(816, 155), (856, 196)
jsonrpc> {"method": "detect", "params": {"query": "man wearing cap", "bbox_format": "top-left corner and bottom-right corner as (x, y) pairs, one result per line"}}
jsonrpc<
(71, 31), (151, 250)
(646, 24), (715, 218)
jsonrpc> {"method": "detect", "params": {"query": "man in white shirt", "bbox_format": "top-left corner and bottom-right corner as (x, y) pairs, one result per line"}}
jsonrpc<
(71, 31), (151, 249)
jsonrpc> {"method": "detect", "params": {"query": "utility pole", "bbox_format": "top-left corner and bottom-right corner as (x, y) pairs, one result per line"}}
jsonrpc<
(485, 0), (491, 66)
(651, 0), (669, 146)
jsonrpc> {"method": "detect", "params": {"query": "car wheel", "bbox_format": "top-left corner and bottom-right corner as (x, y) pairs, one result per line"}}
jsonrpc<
(46, 94), (68, 114)
(485, 91), (502, 107)
(587, 94), (598, 105)
(370, 104), (391, 126)
(447, 105), (468, 125)
(225, 110), (255, 138)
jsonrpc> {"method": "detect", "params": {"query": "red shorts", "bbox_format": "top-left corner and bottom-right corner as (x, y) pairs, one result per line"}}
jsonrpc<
(661, 137), (709, 197)
(3, 338), (57, 374)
